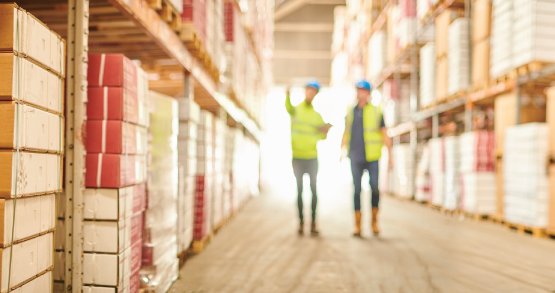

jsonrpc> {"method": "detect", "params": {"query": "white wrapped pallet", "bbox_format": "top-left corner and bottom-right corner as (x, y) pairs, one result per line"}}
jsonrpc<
(448, 18), (470, 96)
(368, 31), (387, 80)
(443, 136), (460, 211)
(429, 138), (444, 207)
(459, 131), (496, 215)
(513, 0), (555, 68)
(415, 144), (431, 202)
(420, 43), (436, 109)
(490, 0), (514, 78)
(504, 123), (549, 228)
(393, 144), (414, 199)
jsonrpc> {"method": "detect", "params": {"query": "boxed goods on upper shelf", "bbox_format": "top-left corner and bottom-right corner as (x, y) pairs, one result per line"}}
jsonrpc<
(420, 42), (435, 108)
(84, 185), (146, 221)
(447, 18), (470, 96)
(0, 3), (65, 76)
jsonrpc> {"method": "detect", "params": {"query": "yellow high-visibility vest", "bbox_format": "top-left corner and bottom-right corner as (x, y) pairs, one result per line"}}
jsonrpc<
(286, 96), (326, 159)
(344, 103), (383, 162)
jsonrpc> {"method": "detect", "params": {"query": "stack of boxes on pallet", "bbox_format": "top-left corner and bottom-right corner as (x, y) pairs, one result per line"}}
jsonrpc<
(435, 9), (459, 102)
(419, 42), (436, 108)
(212, 115), (225, 230)
(387, 1), (417, 63)
(471, 0), (491, 90)
(177, 97), (199, 259)
(194, 110), (214, 243)
(392, 144), (414, 199)
(143, 91), (179, 292)
(367, 31), (387, 81)
(443, 136), (460, 211)
(429, 138), (444, 207)
(504, 123), (549, 228)
(182, 0), (206, 43)
(490, 0), (513, 79)
(0, 4), (63, 291)
(415, 144), (431, 202)
(459, 131), (496, 215)
(224, 126), (235, 217)
(83, 54), (149, 293)
(223, 1), (246, 99)
(447, 18), (469, 96)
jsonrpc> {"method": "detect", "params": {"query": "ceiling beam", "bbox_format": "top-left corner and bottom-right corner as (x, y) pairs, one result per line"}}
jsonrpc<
(274, 22), (334, 32)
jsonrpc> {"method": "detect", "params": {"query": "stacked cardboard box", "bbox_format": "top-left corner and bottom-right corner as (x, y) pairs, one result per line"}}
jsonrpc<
(367, 31), (387, 80)
(415, 143), (431, 202)
(223, 125), (235, 217)
(84, 54), (149, 293)
(393, 144), (414, 198)
(195, 110), (214, 240)
(504, 123), (549, 228)
(435, 9), (459, 101)
(472, 0), (491, 90)
(182, 0), (206, 43)
(211, 115), (225, 229)
(513, 0), (555, 68)
(443, 136), (460, 210)
(142, 91), (179, 293)
(177, 97), (199, 257)
(429, 138), (444, 207)
(459, 131), (496, 214)
(0, 4), (64, 292)
(447, 18), (470, 96)
(398, 0), (417, 51)
(420, 43), (435, 109)
(490, 0), (513, 79)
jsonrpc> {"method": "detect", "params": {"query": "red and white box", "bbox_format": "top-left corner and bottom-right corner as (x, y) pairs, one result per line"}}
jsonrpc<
(86, 154), (146, 188)
(84, 212), (143, 254)
(83, 240), (142, 287)
(86, 121), (147, 155)
(88, 54), (138, 93)
(84, 184), (146, 221)
(87, 87), (139, 124)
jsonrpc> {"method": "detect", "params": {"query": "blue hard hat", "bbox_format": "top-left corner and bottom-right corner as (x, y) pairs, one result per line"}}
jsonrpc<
(356, 79), (372, 91)
(306, 78), (321, 91)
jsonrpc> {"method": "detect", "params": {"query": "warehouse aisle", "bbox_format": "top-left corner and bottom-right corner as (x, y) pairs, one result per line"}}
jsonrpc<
(170, 183), (555, 292)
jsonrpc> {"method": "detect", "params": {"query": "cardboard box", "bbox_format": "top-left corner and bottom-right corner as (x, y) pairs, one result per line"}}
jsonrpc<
(435, 56), (448, 101)
(83, 240), (142, 287)
(472, 0), (491, 43)
(86, 121), (146, 155)
(0, 102), (62, 153)
(472, 39), (490, 88)
(0, 151), (61, 198)
(0, 194), (55, 248)
(84, 185), (146, 221)
(84, 212), (142, 253)
(0, 233), (53, 292)
(0, 4), (65, 76)
(88, 54), (138, 93)
(0, 54), (63, 114)
(81, 271), (140, 293)
(435, 9), (459, 58)
(87, 87), (139, 125)
(494, 93), (546, 154)
(85, 154), (146, 188)
(548, 165), (555, 235)
(11, 271), (52, 293)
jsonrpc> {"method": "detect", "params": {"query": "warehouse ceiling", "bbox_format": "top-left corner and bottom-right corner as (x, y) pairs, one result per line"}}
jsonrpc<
(273, 0), (345, 87)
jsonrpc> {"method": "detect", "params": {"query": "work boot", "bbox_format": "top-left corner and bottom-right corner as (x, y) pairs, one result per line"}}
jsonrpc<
(371, 207), (380, 236)
(353, 211), (362, 237)
(310, 221), (319, 235)
(298, 221), (304, 235)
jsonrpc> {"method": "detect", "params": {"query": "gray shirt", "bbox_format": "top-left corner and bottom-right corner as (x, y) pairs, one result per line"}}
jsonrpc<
(349, 106), (385, 163)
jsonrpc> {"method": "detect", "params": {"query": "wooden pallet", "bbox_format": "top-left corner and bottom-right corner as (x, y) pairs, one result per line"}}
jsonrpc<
(440, 208), (458, 216)
(505, 223), (546, 238)
(177, 249), (189, 268)
(179, 23), (220, 82)
(146, 0), (182, 31)
(191, 233), (213, 253)
(463, 213), (489, 221)
(516, 61), (551, 76)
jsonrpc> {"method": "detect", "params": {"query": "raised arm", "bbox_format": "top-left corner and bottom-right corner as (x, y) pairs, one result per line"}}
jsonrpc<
(285, 88), (295, 116)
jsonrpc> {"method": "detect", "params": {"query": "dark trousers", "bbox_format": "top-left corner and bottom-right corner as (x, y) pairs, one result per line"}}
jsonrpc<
(292, 158), (318, 222)
(351, 160), (380, 210)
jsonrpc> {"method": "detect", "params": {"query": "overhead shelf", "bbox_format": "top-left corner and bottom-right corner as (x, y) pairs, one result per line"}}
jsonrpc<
(413, 96), (466, 122)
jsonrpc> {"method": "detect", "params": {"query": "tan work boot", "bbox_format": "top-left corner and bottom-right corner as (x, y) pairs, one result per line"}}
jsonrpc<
(371, 207), (380, 236)
(310, 221), (319, 235)
(353, 211), (362, 237)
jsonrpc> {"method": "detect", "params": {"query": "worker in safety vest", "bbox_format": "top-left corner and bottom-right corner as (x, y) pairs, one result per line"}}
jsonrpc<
(286, 79), (331, 235)
(342, 79), (392, 236)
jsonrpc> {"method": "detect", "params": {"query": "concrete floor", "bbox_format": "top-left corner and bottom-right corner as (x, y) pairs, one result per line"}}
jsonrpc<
(169, 190), (555, 293)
